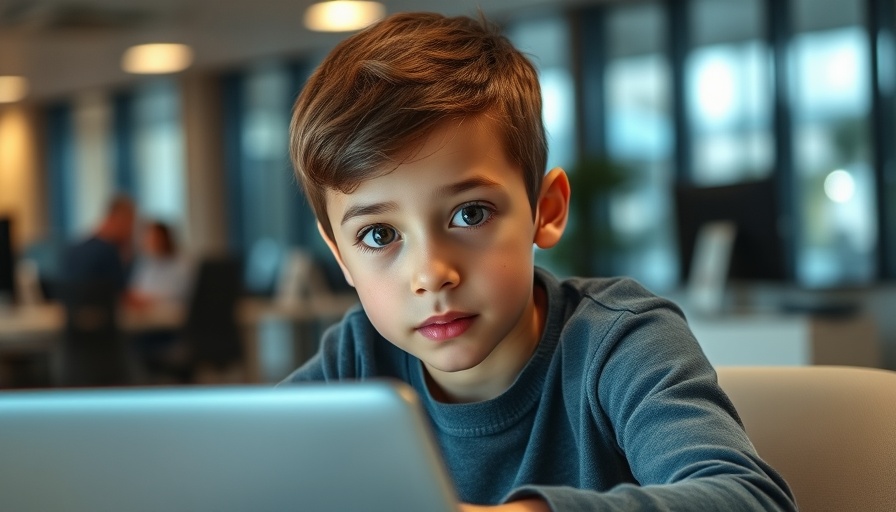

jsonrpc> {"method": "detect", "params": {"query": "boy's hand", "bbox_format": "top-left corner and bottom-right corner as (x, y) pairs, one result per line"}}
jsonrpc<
(460, 498), (551, 512)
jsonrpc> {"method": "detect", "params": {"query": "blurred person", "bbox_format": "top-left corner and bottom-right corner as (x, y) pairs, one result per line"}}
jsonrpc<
(57, 194), (137, 386)
(60, 194), (136, 292)
(128, 220), (191, 307)
(128, 220), (193, 382)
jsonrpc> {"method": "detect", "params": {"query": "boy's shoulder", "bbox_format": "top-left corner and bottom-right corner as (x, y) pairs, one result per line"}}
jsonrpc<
(540, 268), (680, 318)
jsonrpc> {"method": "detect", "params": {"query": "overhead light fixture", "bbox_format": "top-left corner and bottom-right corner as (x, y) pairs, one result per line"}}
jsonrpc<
(304, 1), (385, 32)
(0, 76), (29, 104)
(121, 43), (194, 74)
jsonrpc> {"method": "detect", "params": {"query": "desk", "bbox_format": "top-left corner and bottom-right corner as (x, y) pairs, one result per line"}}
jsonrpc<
(687, 312), (881, 367)
(0, 304), (63, 346)
(0, 294), (358, 385)
(0, 303), (181, 342)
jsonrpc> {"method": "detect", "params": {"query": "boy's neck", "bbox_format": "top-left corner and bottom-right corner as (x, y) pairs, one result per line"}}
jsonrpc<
(424, 283), (548, 404)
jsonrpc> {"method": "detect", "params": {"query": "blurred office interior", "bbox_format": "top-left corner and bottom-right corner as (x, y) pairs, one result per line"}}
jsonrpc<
(1, 0), (896, 387)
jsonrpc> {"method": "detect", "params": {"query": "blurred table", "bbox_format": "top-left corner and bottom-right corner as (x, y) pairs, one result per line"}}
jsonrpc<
(0, 302), (182, 342)
(0, 294), (358, 385)
(0, 303), (63, 344)
(687, 311), (881, 368)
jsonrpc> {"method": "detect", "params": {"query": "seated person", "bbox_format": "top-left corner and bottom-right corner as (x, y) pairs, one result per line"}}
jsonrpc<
(281, 12), (796, 512)
(129, 220), (191, 307)
(128, 220), (192, 380)
(57, 194), (137, 386)
(60, 194), (136, 292)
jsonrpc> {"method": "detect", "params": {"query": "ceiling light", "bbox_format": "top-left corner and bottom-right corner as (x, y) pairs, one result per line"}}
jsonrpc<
(304, 1), (385, 32)
(0, 76), (29, 104)
(121, 43), (194, 74)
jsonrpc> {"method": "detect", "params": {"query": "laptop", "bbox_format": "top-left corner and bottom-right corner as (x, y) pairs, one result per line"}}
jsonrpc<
(0, 381), (459, 512)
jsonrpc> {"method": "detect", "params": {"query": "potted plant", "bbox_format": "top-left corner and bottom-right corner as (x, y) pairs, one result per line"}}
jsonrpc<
(544, 155), (633, 277)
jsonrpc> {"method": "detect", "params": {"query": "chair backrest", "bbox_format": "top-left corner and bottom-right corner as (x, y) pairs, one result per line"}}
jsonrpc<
(182, 256), (244, 367)
(716, 365), (896, 512)
(57, 279), (129, 386)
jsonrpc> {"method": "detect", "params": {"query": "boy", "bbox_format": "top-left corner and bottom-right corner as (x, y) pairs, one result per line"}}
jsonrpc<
(283, 12), (795, 512)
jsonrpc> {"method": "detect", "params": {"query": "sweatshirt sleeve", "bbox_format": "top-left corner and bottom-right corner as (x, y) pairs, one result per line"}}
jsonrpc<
(507, 295), (796, 512)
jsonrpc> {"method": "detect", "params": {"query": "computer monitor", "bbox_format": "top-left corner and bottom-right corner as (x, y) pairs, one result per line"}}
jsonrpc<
(674, 177), (788, 284)
(0, 217), (15, 304)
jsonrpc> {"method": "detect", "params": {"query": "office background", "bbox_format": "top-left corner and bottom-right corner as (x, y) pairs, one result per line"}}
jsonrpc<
(1, 0), (895, 370)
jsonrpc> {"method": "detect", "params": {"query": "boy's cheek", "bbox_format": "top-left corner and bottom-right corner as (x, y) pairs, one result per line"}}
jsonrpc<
(355, 286), (406, 335)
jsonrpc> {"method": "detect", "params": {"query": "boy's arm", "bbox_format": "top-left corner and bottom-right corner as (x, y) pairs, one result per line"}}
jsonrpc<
(505, 301), (796, 512)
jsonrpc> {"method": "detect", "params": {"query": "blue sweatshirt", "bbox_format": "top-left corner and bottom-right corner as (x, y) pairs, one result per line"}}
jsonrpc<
(282, 267), (796, 511)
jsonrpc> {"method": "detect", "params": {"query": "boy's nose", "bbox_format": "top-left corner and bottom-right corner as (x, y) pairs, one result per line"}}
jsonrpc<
(411, 252), (460, 295)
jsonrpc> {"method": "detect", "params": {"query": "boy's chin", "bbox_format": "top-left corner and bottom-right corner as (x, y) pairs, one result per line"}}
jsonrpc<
(422, 351), (490, 375)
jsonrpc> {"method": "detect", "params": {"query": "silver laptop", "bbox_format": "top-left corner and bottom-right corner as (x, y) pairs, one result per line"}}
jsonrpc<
(0, 381), (459, 512)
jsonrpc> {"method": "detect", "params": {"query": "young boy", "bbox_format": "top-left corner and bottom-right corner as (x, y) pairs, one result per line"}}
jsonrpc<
(283, 12), (796, 512)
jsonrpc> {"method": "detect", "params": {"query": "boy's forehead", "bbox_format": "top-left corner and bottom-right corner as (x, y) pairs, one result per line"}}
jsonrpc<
(394, 117), (509, 172)
(323, 118), (519, 207)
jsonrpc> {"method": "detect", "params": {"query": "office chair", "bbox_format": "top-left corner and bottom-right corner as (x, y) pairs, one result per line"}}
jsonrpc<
(716, 365), (896, 512)
(181, 256), (245, 379)
(57, 280), (131, 387)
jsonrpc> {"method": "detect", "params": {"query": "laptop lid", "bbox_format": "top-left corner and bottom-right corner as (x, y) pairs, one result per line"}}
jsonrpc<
(0, 381), (459, 512)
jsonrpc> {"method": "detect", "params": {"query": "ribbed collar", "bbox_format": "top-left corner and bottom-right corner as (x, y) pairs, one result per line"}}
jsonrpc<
(409, 267), (565, 437)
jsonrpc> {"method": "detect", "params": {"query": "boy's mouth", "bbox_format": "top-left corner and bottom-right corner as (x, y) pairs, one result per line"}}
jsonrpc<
(416, 313), (477, 341)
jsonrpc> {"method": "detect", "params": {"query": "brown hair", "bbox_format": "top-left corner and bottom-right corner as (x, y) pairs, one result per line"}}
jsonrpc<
(289, 12), (547, 241)
(146, 221), (177, 257)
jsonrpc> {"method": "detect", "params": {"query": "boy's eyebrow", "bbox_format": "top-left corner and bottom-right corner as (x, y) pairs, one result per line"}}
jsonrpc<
(340, 202), (398, 226)
(436, 176), (502, 196)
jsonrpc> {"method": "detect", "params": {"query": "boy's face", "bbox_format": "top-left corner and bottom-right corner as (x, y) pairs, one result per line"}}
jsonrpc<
(320, 118), (567, 396)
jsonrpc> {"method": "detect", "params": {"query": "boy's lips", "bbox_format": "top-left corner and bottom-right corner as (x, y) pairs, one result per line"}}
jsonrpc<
(416, 313), (477, 341)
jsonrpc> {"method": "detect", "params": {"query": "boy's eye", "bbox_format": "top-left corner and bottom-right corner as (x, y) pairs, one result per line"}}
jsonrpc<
(359, 225), (397, 248)
(451, 204), (492, 227)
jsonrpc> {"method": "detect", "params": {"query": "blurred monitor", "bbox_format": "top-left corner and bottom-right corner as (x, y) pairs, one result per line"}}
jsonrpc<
(674, 177), (788, 284)
(0, 217), (15, 304)
(243, 237), (283, 297)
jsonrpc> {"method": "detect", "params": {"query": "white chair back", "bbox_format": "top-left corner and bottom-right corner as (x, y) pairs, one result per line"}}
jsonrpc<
(716, 365), (896, 512)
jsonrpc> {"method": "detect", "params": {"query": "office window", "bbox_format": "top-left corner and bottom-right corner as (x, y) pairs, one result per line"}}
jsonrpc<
(506, 13), (577, 275)
(604, 2), (677, 291)
(687, 0), (772, 185)
(507, 14), (577, 171)
(226, 59), (319, 271)
(132, 78), (187, 229)
(791, 0), (878, 286)
(239, 60), (295, 248)
(70, 92), (115, 236)
(875, 0), (896, 279)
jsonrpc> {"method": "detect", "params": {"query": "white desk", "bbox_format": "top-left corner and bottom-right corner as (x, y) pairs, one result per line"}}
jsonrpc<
(686, 311), (881, 367)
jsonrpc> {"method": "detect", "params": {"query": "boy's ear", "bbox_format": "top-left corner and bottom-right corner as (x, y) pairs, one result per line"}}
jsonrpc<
(317, 221), (356, 288)
(533, 167), (570, 249)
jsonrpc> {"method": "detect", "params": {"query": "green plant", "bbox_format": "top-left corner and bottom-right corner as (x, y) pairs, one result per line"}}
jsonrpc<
(548, 155), (634, 277)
